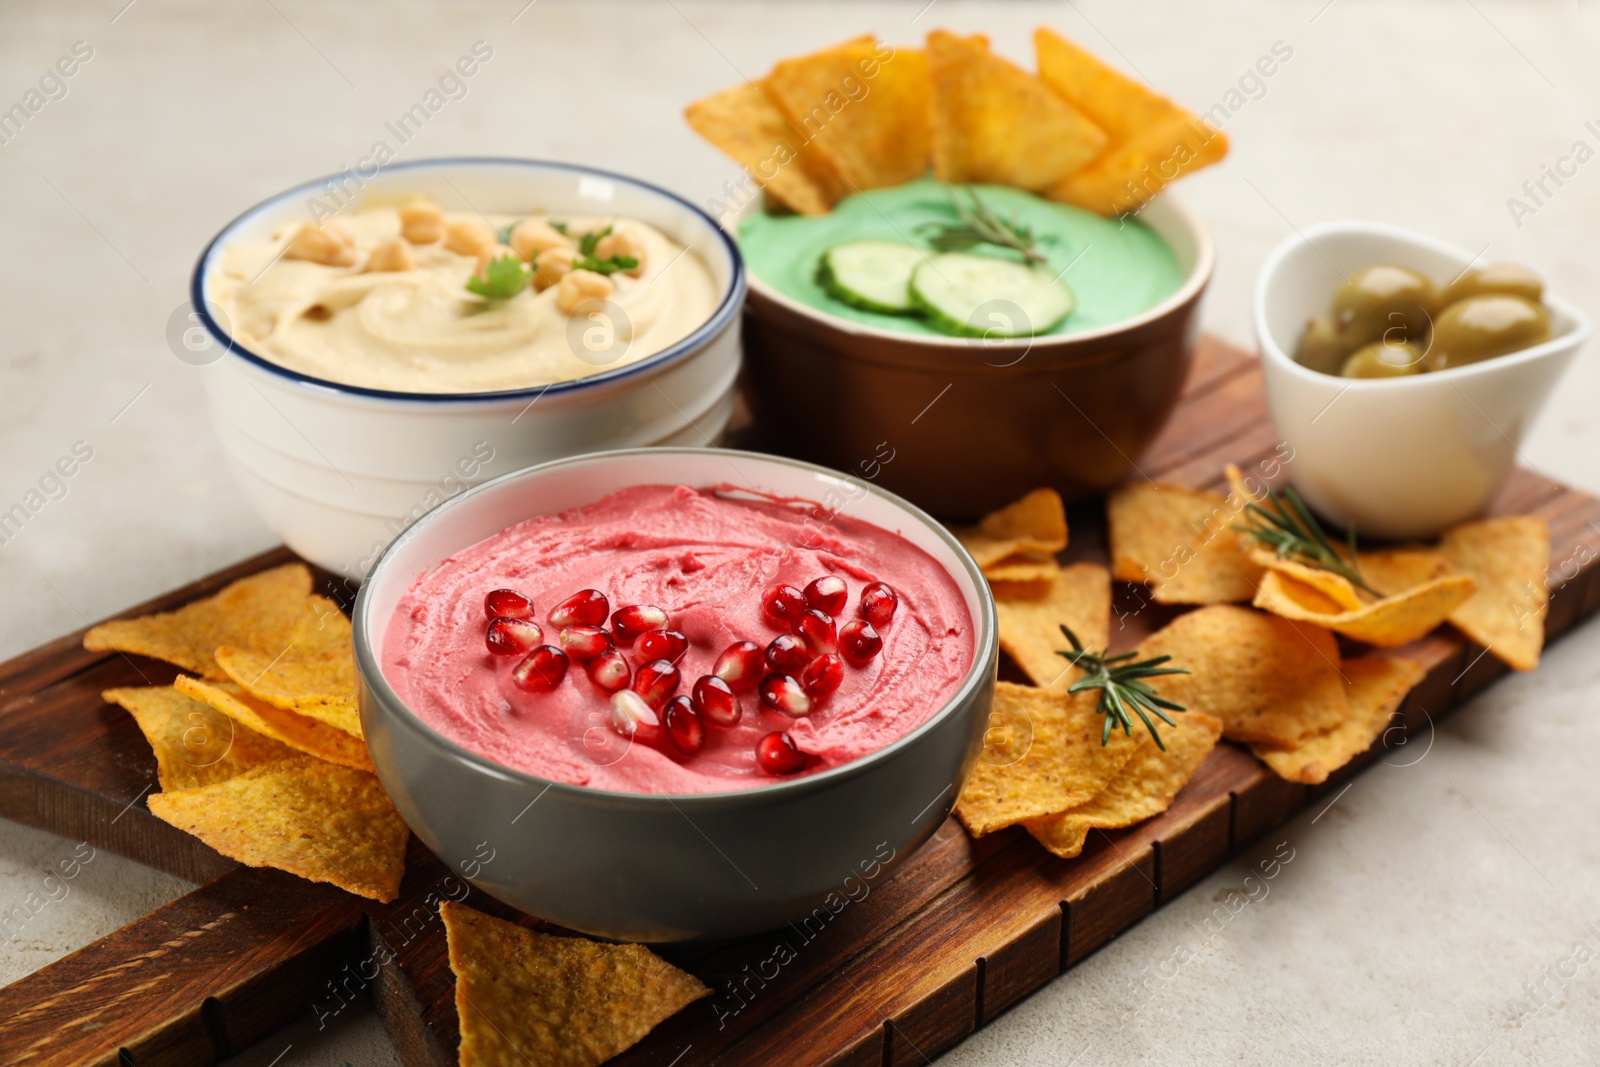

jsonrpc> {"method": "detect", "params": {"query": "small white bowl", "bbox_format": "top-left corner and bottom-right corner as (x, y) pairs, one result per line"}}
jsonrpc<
(1256, 221), (1590, 540)
(192, 158), (746, 580)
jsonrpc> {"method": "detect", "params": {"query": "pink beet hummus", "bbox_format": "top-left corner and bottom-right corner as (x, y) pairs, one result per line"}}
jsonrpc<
(381, 484), (975, 794)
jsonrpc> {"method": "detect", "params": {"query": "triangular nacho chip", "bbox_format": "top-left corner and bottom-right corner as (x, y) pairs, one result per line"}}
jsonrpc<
(1252, 567), (1476, 648)
(146, 756), (408, 901)
(955, 488), (1069, 569)
(1108, 481), (1261, 604)
(1024, 709), (1222, 858)
(765, 38), (931, 192)
(1359, 547), (1454, 597)
(105, 685), (295, 791)
(1252, 656), (1424, 784)
(441, 901), (709, 1067)
(955, 681), (1139, 836)
(83, 564), (313, 680)
(174, 675), (372, 772)
(927, 30), (1106, 191)
(685, 81), (845, 216)
(983, 556), (1063, 584)
(994, 563), (1110, 691)
(1036, 29), (1225, 216)
(1439, 516), (1549, 671)
(1138, 605), (1347, 748)
(215, 595), (361, 738)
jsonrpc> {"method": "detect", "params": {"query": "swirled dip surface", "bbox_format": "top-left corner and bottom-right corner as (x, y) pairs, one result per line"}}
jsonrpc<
(211, 208), (717, 393)
(381, 485), (974, 794)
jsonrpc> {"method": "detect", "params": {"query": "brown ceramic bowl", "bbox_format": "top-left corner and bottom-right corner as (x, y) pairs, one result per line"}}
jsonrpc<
(736, 194), (1215, 520)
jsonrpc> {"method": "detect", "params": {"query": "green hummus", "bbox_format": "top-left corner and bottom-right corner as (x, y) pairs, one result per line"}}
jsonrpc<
(739, 177), (1184, 337)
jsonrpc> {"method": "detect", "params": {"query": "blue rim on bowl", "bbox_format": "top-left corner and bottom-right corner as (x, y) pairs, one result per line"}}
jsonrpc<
(351, 446), (1000, 806)
(189, 157), (748, 404)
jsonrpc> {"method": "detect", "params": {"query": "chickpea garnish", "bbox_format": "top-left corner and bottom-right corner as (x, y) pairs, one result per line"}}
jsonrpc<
(510, 219), (573, 262)
(364, 237), (416, 273)
(594, 226), (648, 277)
(284, 222), (358, 267)
(443, 217), (499, 258)
(556, 269), (615, 315)
(533, 245), (578, 291)
(399, 200), (445, 244)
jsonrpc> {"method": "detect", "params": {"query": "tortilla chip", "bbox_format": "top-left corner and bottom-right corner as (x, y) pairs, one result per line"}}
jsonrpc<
(765, 39), (931, 192)
(1024, 710), (1223, 858)
(984, 557), (1062, 584)
(956, 488), (1069, 569)
(1033, 28), (1184, 145)
(174, 675), (373, 772)
(1253, 656), (1425, 784)
(1247, 548), (1364, 612)
(441, 901), (709, 1067)
(955, 681), (1138, 836)
(685, 81), (844, 216)
(215, 596), (360, 738)
(1252, 568), (1476, 648)
(104, 685), (296, 791)
(926, 30), (1106, 191)
(994, 563), (1110, 691)
(1138, 605), (1347, 748)
(1047, 112), (1228, 217)
(1107, 481), (1261, 604)
(1439, 516), (1550, 671)
(82, 564), (313, 680)
(146, 756), (408, 901)
(1359, 547), (1454, 597)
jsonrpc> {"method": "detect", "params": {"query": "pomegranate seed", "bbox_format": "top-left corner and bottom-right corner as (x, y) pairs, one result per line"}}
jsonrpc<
(715, 641), (764, 690)
(663, 696), (705, 754)
(611, 604), (668, 644)
(756, 731), (807, 775)
(632, 658), (681, 709)
(511, 645), (568, 692)
(549, 589), (609, 628)
(804, 575), (848, 616)
(761, 583), (807, 627)
(801, 654), (843, 698)
(484, 588), (533, 620)
(636, 629), (690, 664)
(692, 674), (741, 727)
(587, 649), (631, 692)
(485, 617), (542, 657)
(794, 609), (837, 656)
(839, 620), (883, 665)
(609, 689), (662, 747)
(558, 624), (613, 663)
(765, 633), (810, 674)
(859, 582), (897, 627)
(760, 673), (812, 717)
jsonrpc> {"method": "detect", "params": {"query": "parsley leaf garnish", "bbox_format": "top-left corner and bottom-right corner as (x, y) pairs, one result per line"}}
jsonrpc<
(572, 253), (639, 276)
(578, 225), (612, 257)
(548, 219), (569, 235)
(465, 253), (530, 300)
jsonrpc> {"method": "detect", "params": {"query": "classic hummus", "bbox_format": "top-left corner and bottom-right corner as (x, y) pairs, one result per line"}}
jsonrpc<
(210, 204), (719, 393)
(381, 484), (975, 794)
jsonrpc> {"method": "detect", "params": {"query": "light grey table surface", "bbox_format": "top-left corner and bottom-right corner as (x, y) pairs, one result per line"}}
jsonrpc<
(4, 1), (1600, 1064)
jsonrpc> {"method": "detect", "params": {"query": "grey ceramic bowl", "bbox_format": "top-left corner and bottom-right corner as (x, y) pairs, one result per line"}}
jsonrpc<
(353, 447), (998, 943)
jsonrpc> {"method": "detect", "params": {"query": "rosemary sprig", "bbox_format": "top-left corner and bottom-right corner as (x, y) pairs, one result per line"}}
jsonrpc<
(922, 186), (1048, 264)
(1057, 626), (1189, 750)
(1231, 483), (1376, 595)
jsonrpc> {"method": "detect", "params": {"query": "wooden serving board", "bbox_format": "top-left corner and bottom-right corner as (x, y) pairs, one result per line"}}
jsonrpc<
(4, 337), (1599, 1067)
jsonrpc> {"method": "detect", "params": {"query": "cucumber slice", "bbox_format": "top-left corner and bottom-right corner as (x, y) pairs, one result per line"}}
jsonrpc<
(817, 240), (930, 315)
(909, 252), (1076, 338)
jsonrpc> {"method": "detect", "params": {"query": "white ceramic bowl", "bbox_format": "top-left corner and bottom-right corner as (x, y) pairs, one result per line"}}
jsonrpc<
(353, 448), (997, 942)
(1256, 221), (1590, 540)
(192, 158), (746, 580)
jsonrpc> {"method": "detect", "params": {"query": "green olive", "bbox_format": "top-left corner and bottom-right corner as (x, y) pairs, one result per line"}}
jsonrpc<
(1295, 316), (1354, 375)
(1340, 341), (1425, 379)
(1425, 295), (1551, 371)
(1440, 262), (1544, 306)
(1331, 265), (1437, 347)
